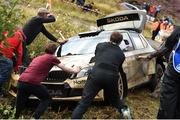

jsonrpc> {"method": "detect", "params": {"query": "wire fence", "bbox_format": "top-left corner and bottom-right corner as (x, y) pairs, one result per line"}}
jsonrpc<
(47, 0), (105, 16)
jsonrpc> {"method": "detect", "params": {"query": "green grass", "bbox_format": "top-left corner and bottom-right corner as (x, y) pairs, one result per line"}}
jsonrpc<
(19, 0), (123, 59)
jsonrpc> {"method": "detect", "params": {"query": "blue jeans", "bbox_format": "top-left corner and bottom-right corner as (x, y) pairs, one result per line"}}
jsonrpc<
(0, 55), (13, 92)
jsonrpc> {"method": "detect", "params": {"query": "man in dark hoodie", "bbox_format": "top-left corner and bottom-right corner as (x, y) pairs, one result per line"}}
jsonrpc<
(72, 32), (131, 119)
(22, 7), (64, 65)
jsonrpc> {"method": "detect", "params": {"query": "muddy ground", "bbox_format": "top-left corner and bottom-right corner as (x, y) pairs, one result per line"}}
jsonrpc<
(0, 85), (159, 119)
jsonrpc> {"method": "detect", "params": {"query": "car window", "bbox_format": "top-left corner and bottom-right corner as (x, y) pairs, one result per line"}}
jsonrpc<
(119, 33), (134, 52)
(140, 35), (148, 48)
(130, 32), (145, 49)
(59, 31), (134, 56)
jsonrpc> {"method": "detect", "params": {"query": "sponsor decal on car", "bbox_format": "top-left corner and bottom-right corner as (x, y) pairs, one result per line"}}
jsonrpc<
(97, 13), (140, 27)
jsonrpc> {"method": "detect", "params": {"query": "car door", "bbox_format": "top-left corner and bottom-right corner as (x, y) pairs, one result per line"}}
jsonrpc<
(121, 32), (155, 88)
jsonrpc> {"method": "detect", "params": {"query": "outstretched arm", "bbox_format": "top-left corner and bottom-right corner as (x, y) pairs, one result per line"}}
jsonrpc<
(41, 25), (58, 42)
(56, 63), (81, 73)
(140, 26), (180, 59)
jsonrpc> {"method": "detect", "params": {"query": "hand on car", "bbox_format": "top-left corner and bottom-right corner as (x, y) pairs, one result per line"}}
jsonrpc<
(72, 66), (81, 73)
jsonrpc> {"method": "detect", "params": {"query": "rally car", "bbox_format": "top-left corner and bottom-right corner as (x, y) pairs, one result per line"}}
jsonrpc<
(9, 10), (164, 101)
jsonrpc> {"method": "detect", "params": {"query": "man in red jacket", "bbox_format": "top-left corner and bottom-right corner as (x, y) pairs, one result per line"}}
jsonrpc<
(0, 30), (24, 97)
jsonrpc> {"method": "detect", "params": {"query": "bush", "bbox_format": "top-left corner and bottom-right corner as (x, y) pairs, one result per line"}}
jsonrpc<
(0, 0), (24, 43)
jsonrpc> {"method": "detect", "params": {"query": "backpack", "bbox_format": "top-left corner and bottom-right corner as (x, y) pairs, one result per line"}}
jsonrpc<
(173, 38), (180, 73)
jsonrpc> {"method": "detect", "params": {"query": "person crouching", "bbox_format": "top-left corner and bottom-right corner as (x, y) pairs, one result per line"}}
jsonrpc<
(14, 43), (80, 119)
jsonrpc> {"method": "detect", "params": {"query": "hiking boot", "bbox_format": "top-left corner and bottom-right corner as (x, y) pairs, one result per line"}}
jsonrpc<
(120, 107), (132, 119)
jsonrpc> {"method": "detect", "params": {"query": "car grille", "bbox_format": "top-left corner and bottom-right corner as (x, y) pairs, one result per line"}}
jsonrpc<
(45, 71), (72, 82)
(44, 83), (70, 97)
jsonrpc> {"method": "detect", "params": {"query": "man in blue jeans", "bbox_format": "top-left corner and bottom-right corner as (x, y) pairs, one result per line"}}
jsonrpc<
(0, 30), (24, 97)
(0, 55), (13, 96)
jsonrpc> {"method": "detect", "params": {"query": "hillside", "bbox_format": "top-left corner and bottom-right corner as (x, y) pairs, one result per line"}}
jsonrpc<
(123, 0), (180, 24)
(0, 0), (178, 119)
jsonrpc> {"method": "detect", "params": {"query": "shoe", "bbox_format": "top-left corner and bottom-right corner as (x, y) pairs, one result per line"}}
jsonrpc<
(0, 92), (5, 97)
(121, 107), (132, 119)
(0, 89), (7, 97)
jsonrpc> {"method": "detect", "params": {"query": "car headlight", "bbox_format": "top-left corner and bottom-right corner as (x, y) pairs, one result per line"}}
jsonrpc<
(76, 66), (93, 78)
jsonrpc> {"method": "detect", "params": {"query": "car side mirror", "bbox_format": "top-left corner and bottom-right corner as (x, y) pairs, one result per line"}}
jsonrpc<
(124, 39), (130, 45)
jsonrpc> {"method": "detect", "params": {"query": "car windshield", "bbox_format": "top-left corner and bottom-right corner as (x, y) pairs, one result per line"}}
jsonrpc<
(60, 31), (132, 56)
(60, 31), (111, 56)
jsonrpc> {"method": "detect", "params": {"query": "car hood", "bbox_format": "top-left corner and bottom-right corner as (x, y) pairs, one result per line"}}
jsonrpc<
(50, 54), (94, 71)
(96, 10), (147, 33)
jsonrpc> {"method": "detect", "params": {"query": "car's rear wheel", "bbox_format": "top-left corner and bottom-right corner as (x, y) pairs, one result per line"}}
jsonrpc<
(149, 64), (164, 92)
(118, 76), (128, 99)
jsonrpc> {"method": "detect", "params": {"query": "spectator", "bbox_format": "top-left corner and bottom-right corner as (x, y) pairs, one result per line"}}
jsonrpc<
(142, 2), (147, 10)
(148, 5), (156, 17)
(140, 26), (180, 119)
(151, 18), (161, 40)
(145, 2), (150, 13)
(72, 32), (131, 119)
(83, 2), (94, 12)
(155, 5), (161, 18)
(14, 43), (81, 119)
(76, 0), (85, 6)
(22, 7), (65, 66)
(0, 30), (24, 97)
(159, 20), (169, 42)
(166, 22), (174, 34)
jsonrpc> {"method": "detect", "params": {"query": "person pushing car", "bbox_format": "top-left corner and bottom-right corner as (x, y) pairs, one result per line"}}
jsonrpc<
(72, 31), (131, 119)
(14, 43), (80, 119)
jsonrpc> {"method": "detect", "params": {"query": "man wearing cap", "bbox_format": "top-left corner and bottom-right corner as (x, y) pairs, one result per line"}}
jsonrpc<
(22, 8), (63, 65)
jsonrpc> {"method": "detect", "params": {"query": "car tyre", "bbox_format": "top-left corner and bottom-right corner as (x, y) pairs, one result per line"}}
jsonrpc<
(149, 64), (164, 92)
(103, 75), (128, 104)
(118, 75), (128, 99)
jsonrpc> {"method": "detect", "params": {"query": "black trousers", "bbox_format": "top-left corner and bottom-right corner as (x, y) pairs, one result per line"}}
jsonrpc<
(22, 40), (27, 66)
(157, 69), (180, 119)
(72, 70), (126, 119)
(15, 81), (52, 119)
(151, 30), (159, 40)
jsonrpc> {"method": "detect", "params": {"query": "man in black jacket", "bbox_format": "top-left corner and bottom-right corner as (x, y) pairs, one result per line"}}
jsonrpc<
(71, 32), (130, 119)
(22, 8), (64, 65)
(140, 26), (180, 118)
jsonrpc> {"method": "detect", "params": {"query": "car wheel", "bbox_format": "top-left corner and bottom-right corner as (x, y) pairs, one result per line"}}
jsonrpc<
(103, 76), (128, 104)
(149, 64), (164, 92)
(118, 76), (128, 99)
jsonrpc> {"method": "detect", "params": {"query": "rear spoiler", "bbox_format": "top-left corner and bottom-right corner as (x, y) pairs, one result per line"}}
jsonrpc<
(96, 13), (140, 27)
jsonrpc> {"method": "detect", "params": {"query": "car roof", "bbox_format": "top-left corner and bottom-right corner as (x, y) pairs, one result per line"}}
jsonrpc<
(120, 2), (140, 10)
